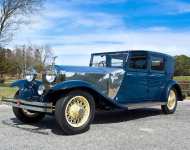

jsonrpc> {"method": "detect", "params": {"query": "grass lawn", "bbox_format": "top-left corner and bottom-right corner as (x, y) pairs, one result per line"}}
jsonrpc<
(0, 86), (18, 100)
(174, 76), (190, 81)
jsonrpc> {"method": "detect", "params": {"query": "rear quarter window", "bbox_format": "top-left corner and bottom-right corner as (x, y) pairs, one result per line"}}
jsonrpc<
(128, 52), (148, 70)
(151, 56), (165, 71)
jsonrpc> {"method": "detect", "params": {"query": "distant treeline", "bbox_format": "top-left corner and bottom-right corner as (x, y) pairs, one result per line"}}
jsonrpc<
(0, 45), (53, 79)
(175, 55), (190, 76)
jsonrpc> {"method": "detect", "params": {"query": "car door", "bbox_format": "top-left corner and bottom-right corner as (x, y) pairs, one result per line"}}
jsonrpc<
(147, 54), (167, 101)
(118, 51), (149, 104)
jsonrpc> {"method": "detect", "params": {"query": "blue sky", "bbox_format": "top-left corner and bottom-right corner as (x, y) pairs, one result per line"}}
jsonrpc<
(11, 0), (190, 65)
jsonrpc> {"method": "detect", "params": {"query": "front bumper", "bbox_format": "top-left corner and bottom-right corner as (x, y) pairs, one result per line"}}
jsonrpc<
(1, 97), (54, 113)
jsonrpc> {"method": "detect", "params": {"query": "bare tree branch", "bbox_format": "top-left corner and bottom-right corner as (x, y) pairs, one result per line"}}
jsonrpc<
(0, 0), (44, 46)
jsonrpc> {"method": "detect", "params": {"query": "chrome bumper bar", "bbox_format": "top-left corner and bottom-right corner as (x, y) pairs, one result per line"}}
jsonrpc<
(1, 97), (54, 113)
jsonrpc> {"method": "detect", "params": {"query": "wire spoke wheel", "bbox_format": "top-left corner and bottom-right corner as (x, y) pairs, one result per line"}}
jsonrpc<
(55, 90), (95, 134)
(167, 90), (177, 110)
(65, 96), (90, 128)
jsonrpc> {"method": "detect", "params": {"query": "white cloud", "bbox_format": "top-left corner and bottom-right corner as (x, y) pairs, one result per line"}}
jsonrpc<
(12, 28), (190, 54)
(51, 30), (190, 65)
(42, 30), (190, 55)
(15, 3), (125, 38)
(153, 0), (190, 14)
(7, 0), (190, 66)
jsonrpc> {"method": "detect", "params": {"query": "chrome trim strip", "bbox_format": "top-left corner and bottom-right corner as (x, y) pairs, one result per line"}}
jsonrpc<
(1, 98), (54, 113)
(127, 102), (166, 109)
(2, 98), (52, 107)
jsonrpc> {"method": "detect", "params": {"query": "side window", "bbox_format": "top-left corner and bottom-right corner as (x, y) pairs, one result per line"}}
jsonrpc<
(151, 56), (165, 71)
(128, 53), (148, 70)
(109, 54), (127, 68)
(111, 58), (124, 68)
(92, 55), (106, 67)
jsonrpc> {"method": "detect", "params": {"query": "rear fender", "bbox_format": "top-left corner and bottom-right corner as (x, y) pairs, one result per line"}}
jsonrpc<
(162, 80), (184, 102)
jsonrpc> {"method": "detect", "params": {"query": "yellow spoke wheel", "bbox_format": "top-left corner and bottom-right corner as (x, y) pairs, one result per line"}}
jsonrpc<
(55, 91), (95, 134)
(167, 90), (177, 110)
(65, 96), (91, 128)
(162, 88), (178, 114)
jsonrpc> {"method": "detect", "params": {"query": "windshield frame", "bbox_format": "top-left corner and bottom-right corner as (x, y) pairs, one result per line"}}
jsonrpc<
(90, 52), (129, 68)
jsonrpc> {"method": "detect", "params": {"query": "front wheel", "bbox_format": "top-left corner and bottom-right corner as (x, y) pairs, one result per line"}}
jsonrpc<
(12, 91), (45, 123)
(13, 107), (45, 123)
(161, 88), (178, 114)
(55, 90), (95, 135)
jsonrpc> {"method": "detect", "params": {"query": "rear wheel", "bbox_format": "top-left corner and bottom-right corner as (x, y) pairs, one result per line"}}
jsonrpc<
(55, 90), (95, 135)
(161, 88), (178, 114)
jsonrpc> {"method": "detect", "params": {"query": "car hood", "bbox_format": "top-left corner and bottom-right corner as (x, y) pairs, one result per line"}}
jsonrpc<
(54, 65), (123, 75)
(53, 65), (125, 99)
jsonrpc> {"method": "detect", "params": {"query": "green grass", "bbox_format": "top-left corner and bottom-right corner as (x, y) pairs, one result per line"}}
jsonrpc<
(0, 79), (18, 101)
(0, 86), (18, 100)
(174, 76), (190, 81)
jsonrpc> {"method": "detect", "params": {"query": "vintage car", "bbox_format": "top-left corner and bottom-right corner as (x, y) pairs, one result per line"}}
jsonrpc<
(2, 50), (184, 134)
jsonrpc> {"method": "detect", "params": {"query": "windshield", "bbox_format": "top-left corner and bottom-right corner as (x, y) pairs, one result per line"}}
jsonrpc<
(91, 55), (106, 67)
(90, 53), (128, 68)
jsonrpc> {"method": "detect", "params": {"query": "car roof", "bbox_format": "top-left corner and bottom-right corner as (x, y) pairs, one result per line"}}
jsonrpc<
(91, 50), (172, 58)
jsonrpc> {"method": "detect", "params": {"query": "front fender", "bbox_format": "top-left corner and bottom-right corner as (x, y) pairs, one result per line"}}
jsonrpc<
(46, 80), (122, 109)
(10, 80), (42, 100)
(11, 80), (42, 89)
(51, 80), (103, 95)
(11, 80), (29, 89)
(162, 80), (183, 101)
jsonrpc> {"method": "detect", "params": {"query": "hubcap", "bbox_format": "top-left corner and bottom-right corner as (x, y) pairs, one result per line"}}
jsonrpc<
(167, 90), (177, 110)
(65, 96), (90, 128)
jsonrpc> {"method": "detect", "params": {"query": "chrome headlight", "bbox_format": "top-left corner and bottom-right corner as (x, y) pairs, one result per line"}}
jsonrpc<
(45, 69), (57, 83)
(25, 74), (34, 82)
(25, 69), (37, 82)
(46, 74), (56, 83)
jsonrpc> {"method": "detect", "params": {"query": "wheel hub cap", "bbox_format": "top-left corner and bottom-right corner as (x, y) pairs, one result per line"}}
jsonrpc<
(69, 104), (84, 119)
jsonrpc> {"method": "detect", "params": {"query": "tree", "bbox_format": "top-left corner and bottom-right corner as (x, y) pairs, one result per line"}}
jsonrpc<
(0, 0), (44, 45)
(37, 44), (54, 67)
(0, 47), (12, 78)
(10, 44), (54, 78)
(175, 55), (190, 76)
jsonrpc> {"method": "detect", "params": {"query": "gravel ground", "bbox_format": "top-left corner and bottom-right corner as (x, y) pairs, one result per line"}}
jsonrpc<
(0, 101), (190, 150)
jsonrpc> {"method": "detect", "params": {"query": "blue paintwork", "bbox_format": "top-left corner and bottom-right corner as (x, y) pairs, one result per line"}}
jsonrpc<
(11, 80), (42, 101)
(11, 50), (183, 109)
(51, 80), (102, 93)
(11, 80), (28, 89)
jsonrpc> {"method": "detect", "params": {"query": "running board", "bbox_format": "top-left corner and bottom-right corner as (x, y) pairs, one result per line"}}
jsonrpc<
(124, 102), (166, 110)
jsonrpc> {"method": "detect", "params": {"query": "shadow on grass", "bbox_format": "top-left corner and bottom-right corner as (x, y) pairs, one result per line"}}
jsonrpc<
(2, 108), (162, 136)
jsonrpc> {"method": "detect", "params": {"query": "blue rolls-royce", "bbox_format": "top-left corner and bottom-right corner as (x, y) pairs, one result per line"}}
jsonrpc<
(2, 50), (184, 134)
